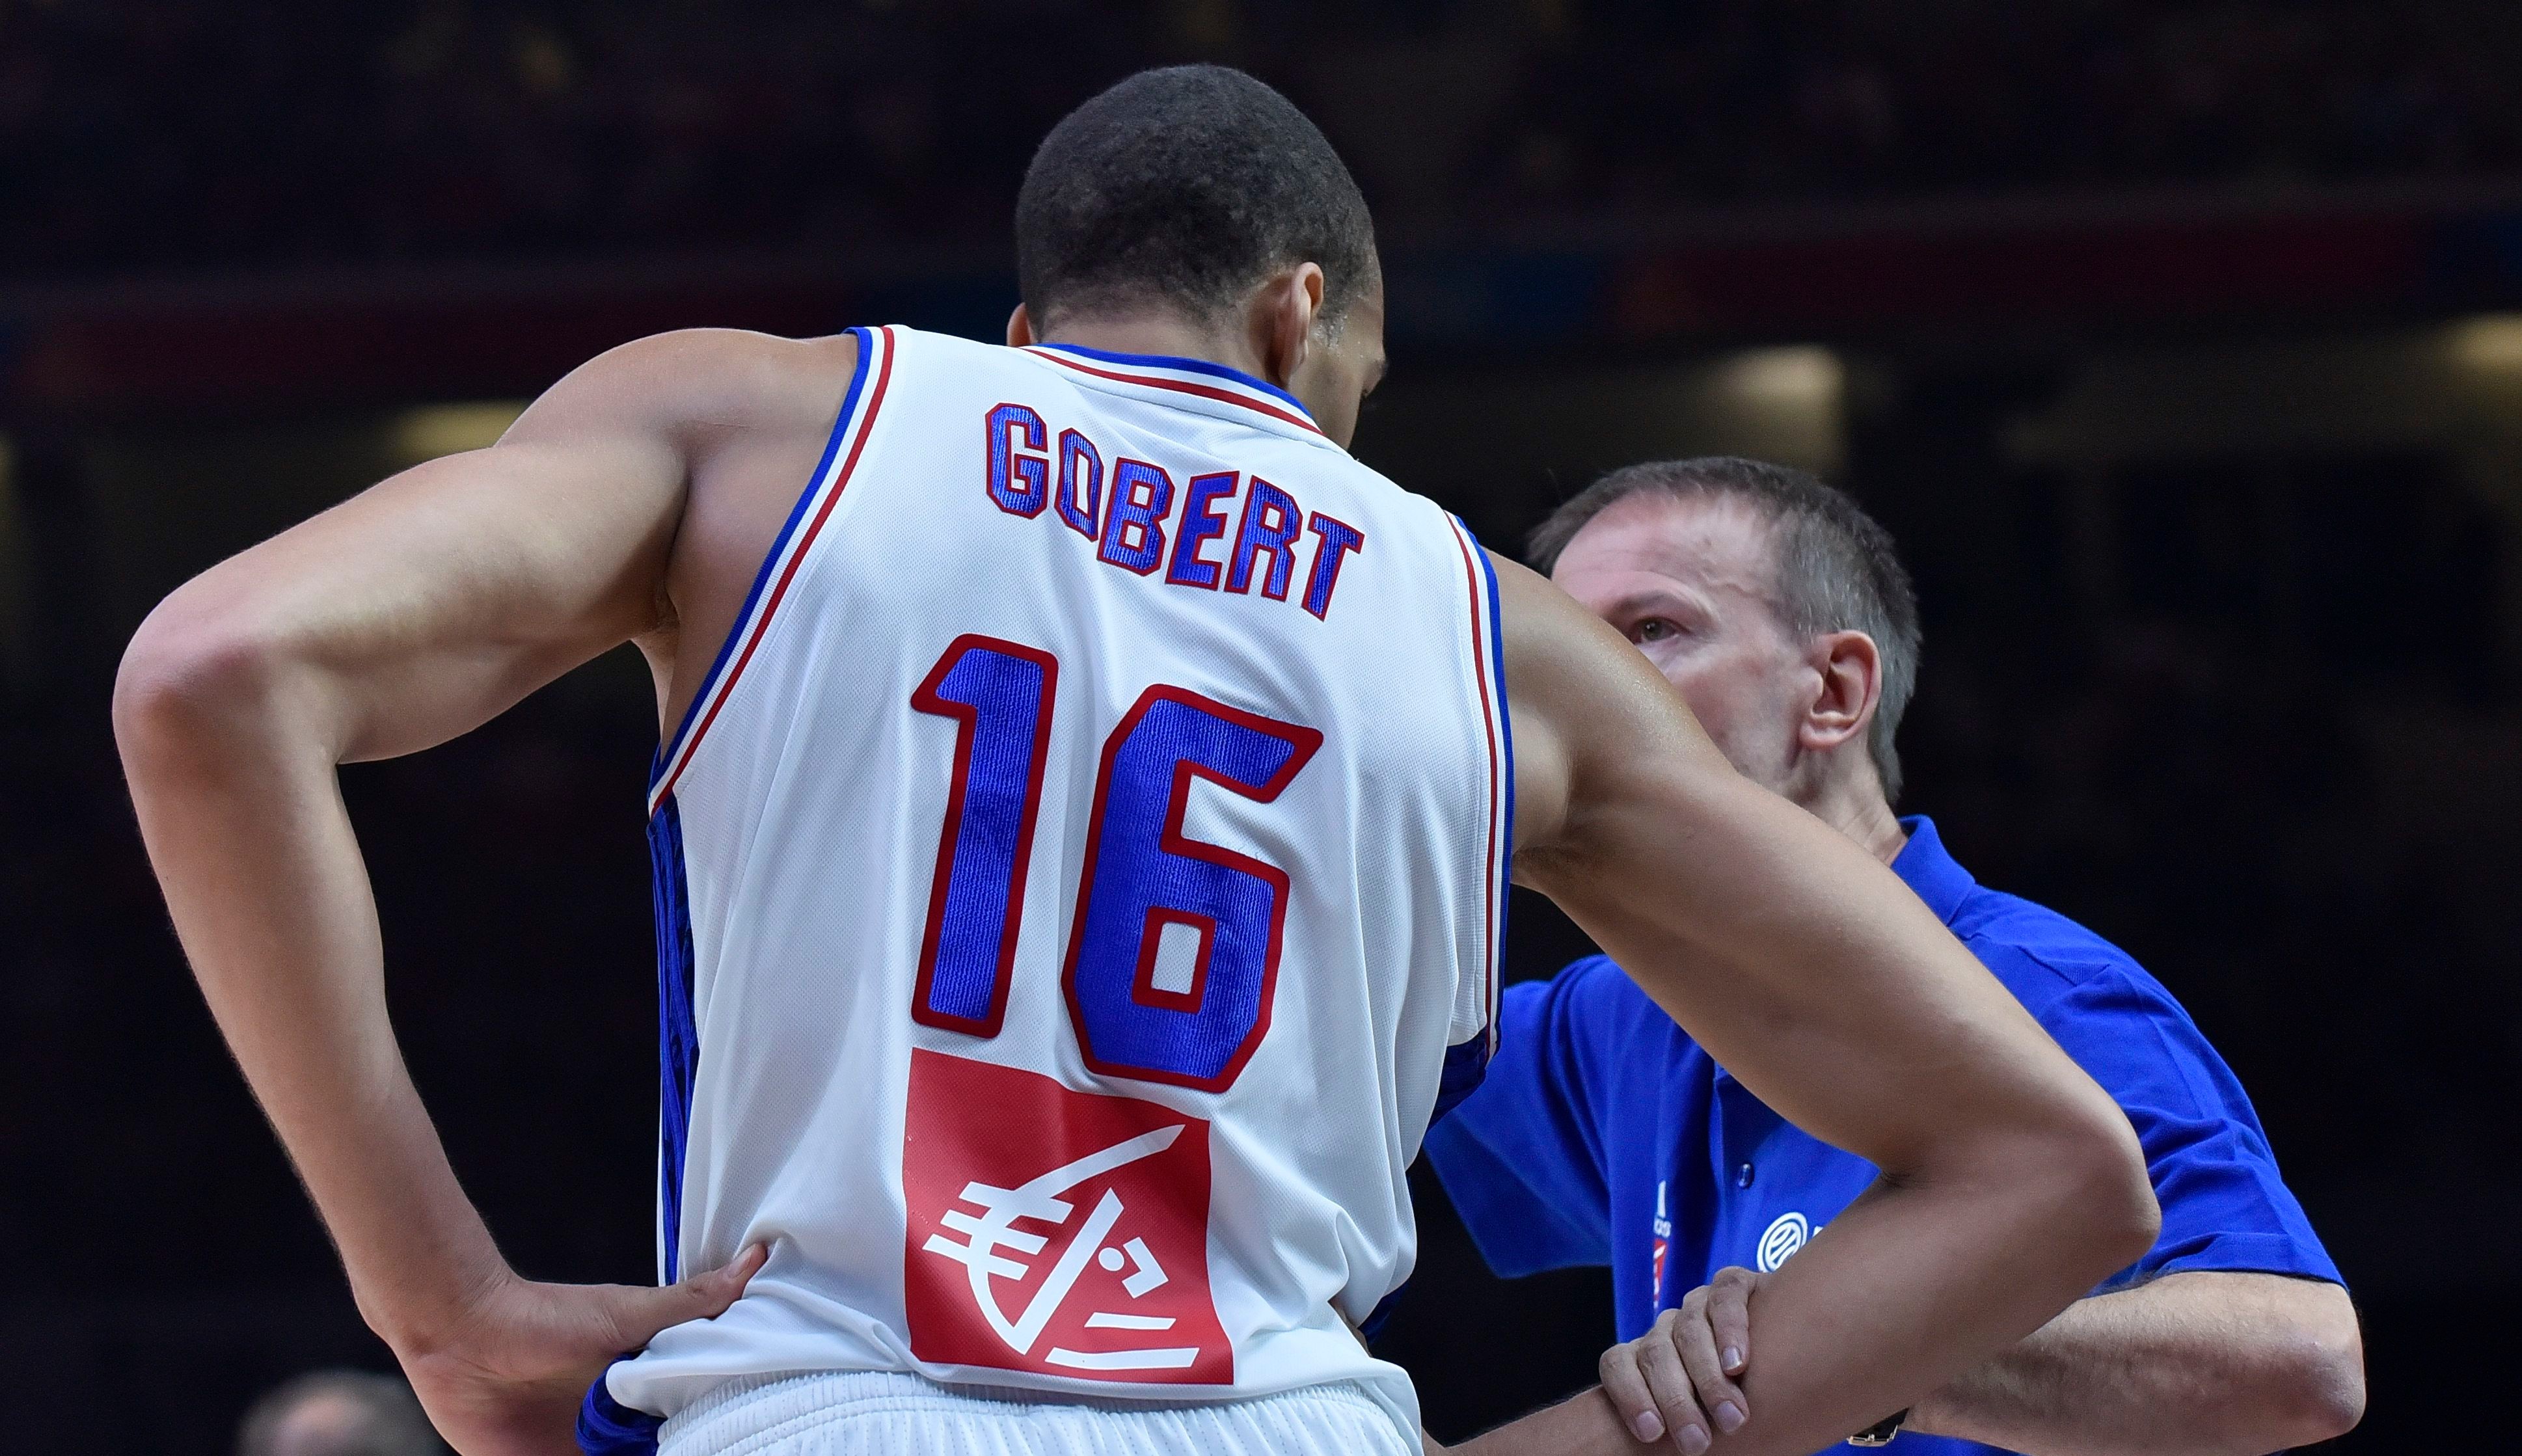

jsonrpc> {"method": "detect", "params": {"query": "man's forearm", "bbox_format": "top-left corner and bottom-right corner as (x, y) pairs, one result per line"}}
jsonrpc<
(116, 650), (508, 1351)
(1908, 1272), (2365, 1456)
(1450, 1172), (2147, 1456)
(1445, 1386), (1638, 1456)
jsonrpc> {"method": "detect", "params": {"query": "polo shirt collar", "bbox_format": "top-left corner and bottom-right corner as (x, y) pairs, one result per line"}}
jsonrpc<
(1890, 815), (1975, 928)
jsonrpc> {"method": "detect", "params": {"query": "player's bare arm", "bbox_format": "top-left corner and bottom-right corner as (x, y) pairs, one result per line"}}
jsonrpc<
(1458, 557), (2160, 1456)
(1903, 1269), (2363, 1456)
(1602, 1263), (2363, 1456)
(112, 327), (856, 1455)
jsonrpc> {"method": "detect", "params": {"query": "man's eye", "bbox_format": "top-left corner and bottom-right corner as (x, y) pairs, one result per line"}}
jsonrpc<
(1634, 619), (1681, 643)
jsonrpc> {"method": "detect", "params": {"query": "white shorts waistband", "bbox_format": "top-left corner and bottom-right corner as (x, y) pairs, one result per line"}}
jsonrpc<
(659, 1369), (1415, 1456)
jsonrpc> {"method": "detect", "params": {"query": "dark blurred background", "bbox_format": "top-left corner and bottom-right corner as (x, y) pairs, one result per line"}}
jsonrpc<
(4, 0), (2515, 1449)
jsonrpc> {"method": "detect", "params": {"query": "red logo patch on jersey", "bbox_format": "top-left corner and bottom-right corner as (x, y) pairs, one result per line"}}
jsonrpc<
(902, 1047), (1232, 1384)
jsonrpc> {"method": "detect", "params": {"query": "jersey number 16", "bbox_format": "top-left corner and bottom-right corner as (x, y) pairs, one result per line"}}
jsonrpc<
(908, 634), (1322, 1093)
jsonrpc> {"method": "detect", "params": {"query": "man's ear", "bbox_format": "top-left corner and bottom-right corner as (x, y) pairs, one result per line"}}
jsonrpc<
(1254, 263), (1324, 388)
(1006, 303), (1037, 347)
(1801, 630), (1882, 753)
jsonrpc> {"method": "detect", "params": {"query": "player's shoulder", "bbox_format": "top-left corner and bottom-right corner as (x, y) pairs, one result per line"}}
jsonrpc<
(1346, 454), (1453, 519)
(552, 327), (867, 442)
(1326, 459), (1469, 561)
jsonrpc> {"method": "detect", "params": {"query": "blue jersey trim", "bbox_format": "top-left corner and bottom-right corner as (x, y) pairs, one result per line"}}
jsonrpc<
(1435, 1034), (1493, 1122)
(1460, 517), (1515, 995)
(1028, 342), (1316, 421)
(650, 794), (700, 1284)
(576, 1366), (663, 1455)
(648, 326), (878, 789)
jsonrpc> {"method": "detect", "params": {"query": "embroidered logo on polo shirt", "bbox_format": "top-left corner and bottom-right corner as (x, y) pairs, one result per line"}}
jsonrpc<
(1755, 1210), (1811, 1273)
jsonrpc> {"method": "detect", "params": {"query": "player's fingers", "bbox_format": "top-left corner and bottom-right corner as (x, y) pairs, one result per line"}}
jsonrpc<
(673, 1241), (770, 1314)
(1637, 1308), (1715, 1455)
(1598, 1340), (1666, 1444)
(595, 1242), (768, 1349)
(1707, 1267), (1756, 1377)
(683, 1240), (771, 1314)
(1674, 1286), (1748, 1434)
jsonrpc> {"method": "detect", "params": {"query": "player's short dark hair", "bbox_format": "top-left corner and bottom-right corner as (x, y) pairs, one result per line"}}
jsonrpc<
(1016, 66), (1378, 333)
(1528, 457), (1924, 801)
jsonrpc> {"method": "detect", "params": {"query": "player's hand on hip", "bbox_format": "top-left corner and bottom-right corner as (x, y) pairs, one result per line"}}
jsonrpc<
(398, 1243), (768, 1455)
(1597, 1266), (1757, 1452)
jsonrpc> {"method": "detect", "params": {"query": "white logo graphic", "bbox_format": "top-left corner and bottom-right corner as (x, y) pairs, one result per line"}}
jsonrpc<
(921, 1126), (1197, 1371)
(1755, 1211), (1810, 1273)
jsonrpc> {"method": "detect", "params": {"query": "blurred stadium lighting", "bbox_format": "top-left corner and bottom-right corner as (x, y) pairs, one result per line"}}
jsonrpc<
(1708, 346), (1844, 474)
(1715, 346), (1843, 410)
(2450, 315), (2522, 373)
(391, 403), (528, 466)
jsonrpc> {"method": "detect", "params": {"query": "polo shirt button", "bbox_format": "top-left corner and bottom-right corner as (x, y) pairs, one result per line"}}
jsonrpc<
(1735, 1162), (1754, 1189)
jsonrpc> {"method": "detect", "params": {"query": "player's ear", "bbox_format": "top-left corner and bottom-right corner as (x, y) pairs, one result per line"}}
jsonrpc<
(1006, 303), (1037, 348)
(1801, 630), (1880, 752)
(1256, 264), (1322, 389)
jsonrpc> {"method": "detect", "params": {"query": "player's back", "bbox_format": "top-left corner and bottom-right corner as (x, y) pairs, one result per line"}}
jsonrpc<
(606, 326), (1508, 1436)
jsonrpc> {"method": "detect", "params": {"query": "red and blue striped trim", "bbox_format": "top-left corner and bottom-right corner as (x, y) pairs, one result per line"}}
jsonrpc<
(647, 325), (897, 815)
(1024, 342), (1325, 438)
(1446, 513), (1513, 1059)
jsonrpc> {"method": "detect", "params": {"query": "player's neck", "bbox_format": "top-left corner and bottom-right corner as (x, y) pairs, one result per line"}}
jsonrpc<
(1036, 313), (1277, 387)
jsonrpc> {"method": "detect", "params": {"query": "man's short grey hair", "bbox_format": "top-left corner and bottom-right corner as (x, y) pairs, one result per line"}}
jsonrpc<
(237, 1370), (449, 1456)
(1528, 457), (1923, 801)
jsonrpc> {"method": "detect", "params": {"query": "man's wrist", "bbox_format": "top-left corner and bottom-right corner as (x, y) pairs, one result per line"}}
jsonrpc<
(351, 1236), (519, 1358)
(1449, 1384), (1649, 1456)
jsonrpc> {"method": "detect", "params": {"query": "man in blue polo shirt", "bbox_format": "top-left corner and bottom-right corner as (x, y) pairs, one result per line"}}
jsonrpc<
(1425, 459), (2365, 1455)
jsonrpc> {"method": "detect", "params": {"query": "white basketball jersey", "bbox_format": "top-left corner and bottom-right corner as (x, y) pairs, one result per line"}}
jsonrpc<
(604, 326), (1510, 1435)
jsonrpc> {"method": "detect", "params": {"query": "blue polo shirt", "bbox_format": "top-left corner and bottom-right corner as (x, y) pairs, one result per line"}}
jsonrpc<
(1424, 816), (2340, 1456)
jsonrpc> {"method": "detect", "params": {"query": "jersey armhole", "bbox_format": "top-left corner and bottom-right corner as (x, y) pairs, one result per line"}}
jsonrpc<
(647, 325), (898, 813)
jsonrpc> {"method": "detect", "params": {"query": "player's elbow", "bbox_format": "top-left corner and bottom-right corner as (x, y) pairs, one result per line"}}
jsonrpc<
(2017, 1099), (2160, 1287)
(113, 604), (306, 773)
(2072, 1111), (2161, 1276)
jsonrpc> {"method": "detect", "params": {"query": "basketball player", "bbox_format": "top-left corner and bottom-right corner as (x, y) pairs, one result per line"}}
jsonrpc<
(115, 67), (2154, 1456)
